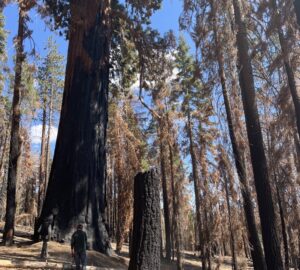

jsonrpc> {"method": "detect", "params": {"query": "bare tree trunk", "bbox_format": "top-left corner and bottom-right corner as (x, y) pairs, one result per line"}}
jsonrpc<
(167, 125), (182, 270)
(3, 5), (25, 245)
(36, 0), (112, 253)
(128, 169), (161, 270)
(37, 96), (47, 215)
(212, 15), (266, 268)
(220, 162), (238, 270)
(186, 109), (206, 270)
(231, 1), (284, 269)
(158, 119), (172, 261)
(275, 180), (289, 270)
(44, 86), (54, 192)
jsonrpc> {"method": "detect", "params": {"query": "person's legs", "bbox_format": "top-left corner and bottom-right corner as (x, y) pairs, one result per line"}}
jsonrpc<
(40, 240), (47, 259)
(80, 251), (87, 270)
(74, 252), (81, 270)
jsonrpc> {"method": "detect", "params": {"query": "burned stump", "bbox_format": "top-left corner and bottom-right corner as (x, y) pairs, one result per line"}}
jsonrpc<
(128, 169), (161, 270)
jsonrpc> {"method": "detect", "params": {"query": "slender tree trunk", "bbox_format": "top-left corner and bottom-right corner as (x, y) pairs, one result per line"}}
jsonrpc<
(186, 109), (206, 270)
(37, 95), (47, 215)
(221, 163), (238, 270)
(158, 119), (172, 261)
(128, 169), (161, 270)
(37, 0), (112, 253)
(212, 15), (266, 269)
(3, 5), (25, 245)
(199, 135), (212, 270)
(271, 0), (300, 141)
(275, 181), (289, 270)
(167, 126), (182, 270)
(44, 86), (54, 191)
(231, 0), (284, 269)
(0, 122), (10, 180)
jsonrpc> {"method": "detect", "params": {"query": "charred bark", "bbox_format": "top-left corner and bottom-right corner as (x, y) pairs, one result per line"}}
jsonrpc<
(212, 13), (266, 268)
(128, 169), (161, 270)
(3, 5), (25, 245)
(276, 181), (289, 270)
(232, 0), (284, 269)
(37, 0), (111, 254)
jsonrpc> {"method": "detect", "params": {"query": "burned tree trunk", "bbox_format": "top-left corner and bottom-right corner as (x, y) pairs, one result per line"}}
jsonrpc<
(128, 169), (161, 270)
(37, 0), (111, 253)
(232, 0), (284, 269)
(3, 4), (26, 245)
(211, 7), (266, 267)
(158, 119), (172, 261)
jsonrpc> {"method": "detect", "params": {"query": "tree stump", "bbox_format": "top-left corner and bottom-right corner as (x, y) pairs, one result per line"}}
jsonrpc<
(128, 169), (161, 270)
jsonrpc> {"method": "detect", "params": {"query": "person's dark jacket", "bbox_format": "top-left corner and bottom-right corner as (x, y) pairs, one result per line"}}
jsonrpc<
(71, 230), (87, 253)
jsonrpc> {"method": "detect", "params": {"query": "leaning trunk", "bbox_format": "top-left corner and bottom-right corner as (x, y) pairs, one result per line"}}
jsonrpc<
(3, 5), (25, 245)
(37, 0), (111, 253)
(232, 0), (284, 269)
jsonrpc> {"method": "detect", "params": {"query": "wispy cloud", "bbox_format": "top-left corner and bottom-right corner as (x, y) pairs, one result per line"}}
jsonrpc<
(30, 124), (58, 144)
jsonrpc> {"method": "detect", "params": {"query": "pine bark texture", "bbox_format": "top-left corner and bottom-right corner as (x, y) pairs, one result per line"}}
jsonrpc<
(3, 6), (25, 245)
(232, 0), (284, 269)
(37, 0), (111, 253)
(128, 169), (161, 270)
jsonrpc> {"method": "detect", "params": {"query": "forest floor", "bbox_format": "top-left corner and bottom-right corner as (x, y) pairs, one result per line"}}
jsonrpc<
(0, 224), (251, 269)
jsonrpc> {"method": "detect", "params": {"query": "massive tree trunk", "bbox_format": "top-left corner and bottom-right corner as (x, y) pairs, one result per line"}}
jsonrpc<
(271, 0), (300, 142)
(128, 169), (161, 270)
(3, 5), (25, 245)
(158, 118), (172, 261)
(186, 108), (206, 270)
(37, 0), (111, 253)
(211, 8), (266, 268)
(231, 0), (284, 269)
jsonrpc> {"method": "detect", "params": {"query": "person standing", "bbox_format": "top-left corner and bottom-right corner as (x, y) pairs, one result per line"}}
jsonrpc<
(71, 224), (88, 270)
(38, 214), (53, 260)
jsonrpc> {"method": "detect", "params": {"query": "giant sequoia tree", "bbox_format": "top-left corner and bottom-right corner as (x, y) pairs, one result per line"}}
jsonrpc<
(37, 0), (112, 253)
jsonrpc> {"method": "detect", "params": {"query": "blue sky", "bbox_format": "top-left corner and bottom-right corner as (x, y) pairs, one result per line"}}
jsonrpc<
(4, 1), (186, 67)
(3, 1), (191, 148)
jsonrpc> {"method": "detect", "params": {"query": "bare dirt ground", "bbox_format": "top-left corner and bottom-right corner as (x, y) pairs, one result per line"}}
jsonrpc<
(0, 224), (251, 269)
